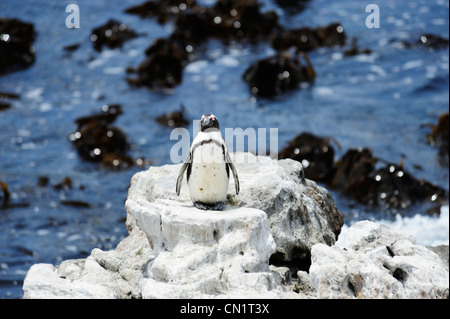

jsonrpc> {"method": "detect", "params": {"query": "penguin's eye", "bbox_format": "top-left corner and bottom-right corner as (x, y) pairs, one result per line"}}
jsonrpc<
(201, 115), (205, 121)
(209, 115), (215, 120)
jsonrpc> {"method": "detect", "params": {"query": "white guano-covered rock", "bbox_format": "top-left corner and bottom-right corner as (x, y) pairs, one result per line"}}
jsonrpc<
(128, 152), (343, 262)
(309, 221), (449, 299)
(125, 198), (285, 298)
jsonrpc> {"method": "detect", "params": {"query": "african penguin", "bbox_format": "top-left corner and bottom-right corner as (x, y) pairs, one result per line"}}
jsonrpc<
(176, 113), (239, 211)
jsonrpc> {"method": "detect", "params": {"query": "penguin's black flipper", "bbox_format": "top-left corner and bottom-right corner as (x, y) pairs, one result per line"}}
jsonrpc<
(225, 152), (239, 195)
(176, 152), (192, 196)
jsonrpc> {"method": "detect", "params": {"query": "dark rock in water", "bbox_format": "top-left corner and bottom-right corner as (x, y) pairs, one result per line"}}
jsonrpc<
(125, 0), (197, 24)
(60, 200), (91, 209)
(278, 132), (336, 181)
(0, 180), (10, 209)
(324, 148), (376, 190)
(0, 102), (11, 111)
(0, 179), (29, 210)
(174, 0), (282, 42)
(351, 163), (447, 210)
(243, 52), (315, 97)
(62, 43), (81, 52)
(126, 37), (188, 89)
(101, 152), (135, 169)
(126, 0), (284, 89)
(37, 176), (50, 187)
(208, 0), (281, 41)
(427, 112), (449, 165)
(0, 18), (37, 75)
(74, 123), (129, 161)
(126, 0), (282, 41)
(418, 34), (449, 49)
(155, 104), (189, 127)
(90, 19), (138, 52)
(69, 104), (150, 169)
(69, 104), (130, 165)
(53, 177), (73, 191)
(0, 91), (20, 99)
(272, 22), (346, 52)
(0, 91), (20, 111)
(171, 10), (211, 45)
(324, 148), (448, 210)
(390, 34), (449, 50)
(126, 2), (343, 91)
(74, 104), (123, 127)
(280, 134), (448, 210)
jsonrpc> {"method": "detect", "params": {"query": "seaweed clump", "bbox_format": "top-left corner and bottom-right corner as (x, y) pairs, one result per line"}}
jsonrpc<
(0, 18), (37, 75)
(69, 104), (148, 169)
(279, 133), (448, 210)
(90, 19), (138, 52)
(125, 0), (343, 96)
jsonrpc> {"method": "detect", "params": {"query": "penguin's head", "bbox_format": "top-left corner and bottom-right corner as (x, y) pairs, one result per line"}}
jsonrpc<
(200, 113), (220, 132)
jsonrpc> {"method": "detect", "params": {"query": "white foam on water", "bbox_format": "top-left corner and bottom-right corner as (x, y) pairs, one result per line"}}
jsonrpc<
(315, 87), (334, 96)
(103, 66), (124, 74)
(403, 59), (424, 70)
(24, 87), (44, 100)
(216, 55), (240, 67)
(185, 60), (209, 73)
(337, 206), (449, 247)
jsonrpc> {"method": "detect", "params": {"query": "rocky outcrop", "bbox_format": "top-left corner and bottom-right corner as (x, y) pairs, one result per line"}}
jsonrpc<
(23, 219), (153, 298)
(128, 152), (344, 263)
(130, 200), (291, 298)
(310, 221), (449, 299)
(22, 153), (448, 299)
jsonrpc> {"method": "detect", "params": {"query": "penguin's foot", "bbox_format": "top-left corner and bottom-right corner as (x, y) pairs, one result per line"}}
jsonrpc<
(194, 201), (209, 210)
(193, 201), (224, 211)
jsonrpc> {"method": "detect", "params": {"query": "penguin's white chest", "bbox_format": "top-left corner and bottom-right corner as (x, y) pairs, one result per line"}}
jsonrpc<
(188, 142), (229, 204)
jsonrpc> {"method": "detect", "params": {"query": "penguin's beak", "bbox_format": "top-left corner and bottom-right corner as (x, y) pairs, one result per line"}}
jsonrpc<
(203, 117), (211, 126)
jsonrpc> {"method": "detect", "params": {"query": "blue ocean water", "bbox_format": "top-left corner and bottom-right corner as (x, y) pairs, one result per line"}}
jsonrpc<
(0, 0), (448, 298)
